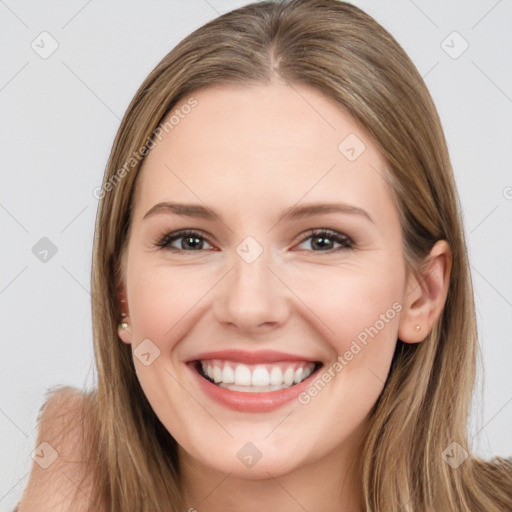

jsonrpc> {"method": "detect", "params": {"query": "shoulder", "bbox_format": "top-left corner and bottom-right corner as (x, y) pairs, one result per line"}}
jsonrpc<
(17, 386), (100, 512)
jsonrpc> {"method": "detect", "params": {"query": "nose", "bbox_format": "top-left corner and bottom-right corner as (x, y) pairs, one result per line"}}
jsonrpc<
(213, 241), (290, 334)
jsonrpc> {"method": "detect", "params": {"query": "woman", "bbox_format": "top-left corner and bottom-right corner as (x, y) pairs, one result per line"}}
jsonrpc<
(17, 0), (512, 511)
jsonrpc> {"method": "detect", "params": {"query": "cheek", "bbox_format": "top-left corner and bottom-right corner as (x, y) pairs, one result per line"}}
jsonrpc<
(125, 261), (210, 434)
(287, 258), (403, 371)
(288, 261), (403, 428)
(127, 258), (213, 345)
(300, 257), (401, 323)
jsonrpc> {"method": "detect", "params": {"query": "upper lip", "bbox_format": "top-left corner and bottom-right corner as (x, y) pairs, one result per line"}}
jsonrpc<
(184, 349), (320, 365)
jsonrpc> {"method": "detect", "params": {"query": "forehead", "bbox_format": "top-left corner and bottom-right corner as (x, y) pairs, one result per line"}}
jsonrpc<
(133, 82), (396, 226)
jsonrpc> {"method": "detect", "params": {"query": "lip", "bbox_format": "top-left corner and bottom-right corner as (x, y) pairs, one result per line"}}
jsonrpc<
(186, 359), (322, 413)
(184, 349), (318, 365)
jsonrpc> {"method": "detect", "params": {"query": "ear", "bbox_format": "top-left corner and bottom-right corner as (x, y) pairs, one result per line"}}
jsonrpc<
(398, 240), (452, 344)
(116, 281), (132, 345)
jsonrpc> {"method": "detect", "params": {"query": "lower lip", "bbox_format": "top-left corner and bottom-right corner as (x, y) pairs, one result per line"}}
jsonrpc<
(187, 362), (321, 413)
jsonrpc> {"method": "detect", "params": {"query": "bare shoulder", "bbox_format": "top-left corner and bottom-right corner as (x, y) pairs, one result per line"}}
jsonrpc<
(17, 386), (104, 512)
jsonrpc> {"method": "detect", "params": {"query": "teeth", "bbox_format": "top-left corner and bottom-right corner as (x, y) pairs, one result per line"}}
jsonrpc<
(213, 366), (222, 383)
(283, 368), (294, 386)
(234, 364), (251, 386)
(251, 366), (270, 386)
(269, 367), (282, 386)
(198, 359), (317, 391)
(222, 364), (235, 384)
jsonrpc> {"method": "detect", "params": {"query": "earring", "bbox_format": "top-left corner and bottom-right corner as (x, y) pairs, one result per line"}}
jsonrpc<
(415, 325), (420, 331)
(119, 298), (128, 329)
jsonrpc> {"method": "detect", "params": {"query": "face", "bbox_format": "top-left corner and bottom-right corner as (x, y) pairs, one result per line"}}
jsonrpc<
(118, 82), (411, 479)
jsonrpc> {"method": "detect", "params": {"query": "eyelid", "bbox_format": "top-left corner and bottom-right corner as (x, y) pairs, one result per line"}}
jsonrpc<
(155, 229), (215, 250)
(156, 227), (355, 253)
(295, 228), (354, 250)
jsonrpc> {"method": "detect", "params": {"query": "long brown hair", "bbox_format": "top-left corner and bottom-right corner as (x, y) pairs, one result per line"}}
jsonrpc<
(66, 0), (512, 510)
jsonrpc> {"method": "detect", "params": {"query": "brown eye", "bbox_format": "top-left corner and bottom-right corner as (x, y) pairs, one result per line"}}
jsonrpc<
(155, 228), (354, 254)
(296, 229), (354, 252)
(156, 230), (214, 252)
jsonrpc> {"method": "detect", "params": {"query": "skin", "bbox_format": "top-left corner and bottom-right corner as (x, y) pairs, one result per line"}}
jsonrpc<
(117, 81), (452, 512)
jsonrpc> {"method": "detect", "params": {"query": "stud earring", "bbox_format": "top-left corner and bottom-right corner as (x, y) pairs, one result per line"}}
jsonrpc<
(415, 325), (420, 331)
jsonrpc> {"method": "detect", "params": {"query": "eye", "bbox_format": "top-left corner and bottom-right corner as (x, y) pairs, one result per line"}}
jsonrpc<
(156, 229), (214, 252)
(155, 228), (354, 253)
(295, 229), (354, 252)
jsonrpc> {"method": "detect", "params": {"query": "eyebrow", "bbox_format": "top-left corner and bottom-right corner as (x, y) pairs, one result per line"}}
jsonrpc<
(143, 201), (374, 224)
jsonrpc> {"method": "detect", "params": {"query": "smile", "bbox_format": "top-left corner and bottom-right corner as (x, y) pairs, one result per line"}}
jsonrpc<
(196, 359), (319, 392)
(184, 349), (324, 412)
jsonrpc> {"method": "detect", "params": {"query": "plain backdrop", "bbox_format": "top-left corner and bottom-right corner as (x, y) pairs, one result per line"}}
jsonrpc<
(1, 0), (511, 510)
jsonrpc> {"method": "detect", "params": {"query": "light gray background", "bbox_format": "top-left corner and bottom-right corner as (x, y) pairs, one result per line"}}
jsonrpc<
(1, 0), (511, 510)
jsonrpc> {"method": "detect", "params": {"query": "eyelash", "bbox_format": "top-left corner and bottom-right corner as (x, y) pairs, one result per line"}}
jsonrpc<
(155, 228), (354, 254)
